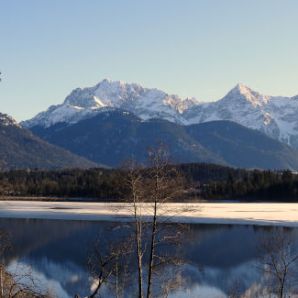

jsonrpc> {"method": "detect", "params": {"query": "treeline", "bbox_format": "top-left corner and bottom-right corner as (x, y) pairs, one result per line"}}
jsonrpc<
(201, 168), (298, 201)
(0, 168), (127, 200)
(0, 163), (298, 201)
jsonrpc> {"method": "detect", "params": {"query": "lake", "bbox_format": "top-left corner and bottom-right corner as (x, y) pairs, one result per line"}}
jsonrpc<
(0, 218), (297, 297)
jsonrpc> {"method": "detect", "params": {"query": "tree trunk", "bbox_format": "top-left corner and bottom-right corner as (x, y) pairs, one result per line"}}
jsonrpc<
(146, 199), (158, 298)
(136, 219), (144, 298)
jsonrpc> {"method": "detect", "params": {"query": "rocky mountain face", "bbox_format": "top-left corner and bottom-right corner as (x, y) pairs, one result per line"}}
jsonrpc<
(23, 79), (197, 128)
(184, 83), (298, 148)
(30, 110), (298, 170)
(0, 113), (97, 170)
(23, 80), (298, 149)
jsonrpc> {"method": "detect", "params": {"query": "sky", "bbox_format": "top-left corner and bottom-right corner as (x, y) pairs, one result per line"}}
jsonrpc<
(1, 0), (298, 121)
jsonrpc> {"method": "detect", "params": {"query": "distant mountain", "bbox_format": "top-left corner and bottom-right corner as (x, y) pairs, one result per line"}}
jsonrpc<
(183, 83), (298, 149)
(23, 80), (298, 149)
(22, 79), (197, 128)
(30, 110), (224, 167)
(186, 121), (298, 170)
(30, 110), (298, 170)
(0, 113), (97, 170)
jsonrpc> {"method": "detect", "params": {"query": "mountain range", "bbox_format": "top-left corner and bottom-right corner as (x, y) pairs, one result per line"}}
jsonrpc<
(2, 79), (298, 170)
(23, 79), (298, 149)
(29, 110), (298, 170)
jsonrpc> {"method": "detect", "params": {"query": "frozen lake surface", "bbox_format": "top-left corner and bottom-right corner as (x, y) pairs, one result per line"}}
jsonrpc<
(0, 201), (298, 227)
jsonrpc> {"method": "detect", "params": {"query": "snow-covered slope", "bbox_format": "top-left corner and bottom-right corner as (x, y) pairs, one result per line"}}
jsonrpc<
(23, 79), (198, 128)
(183, 83), (298, 148)
(23, 80), (298, 149)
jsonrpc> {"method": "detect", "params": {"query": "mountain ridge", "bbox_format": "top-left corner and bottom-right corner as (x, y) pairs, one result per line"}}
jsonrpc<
(23, 79), (198, 128)
(0, 113), (98, 170)
(30, 110), (298, 170)
(22, 79), (298, 149)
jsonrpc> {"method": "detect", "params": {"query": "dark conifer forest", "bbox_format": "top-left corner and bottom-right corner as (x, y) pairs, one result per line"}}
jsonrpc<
(0, 163), (297, 202)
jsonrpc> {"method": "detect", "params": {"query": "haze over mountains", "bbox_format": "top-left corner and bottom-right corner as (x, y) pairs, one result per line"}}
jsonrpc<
(2, 79), (298, 170)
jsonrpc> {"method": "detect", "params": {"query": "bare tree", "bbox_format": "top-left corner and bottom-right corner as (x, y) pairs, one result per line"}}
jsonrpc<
(124, 161), (146, 298)
(159, 268), (186, 298)
(257, 229), (298, 298)
(0, 230), (10, 298)
(145, 147), (186, 298)
(3, 266), (51, 298)
(83, 146), (196, 298)
(0, 230), (51, 298)
(75, 237), (131, 298)
(123, 146), (194, 298)
(227, 279), (245, 298)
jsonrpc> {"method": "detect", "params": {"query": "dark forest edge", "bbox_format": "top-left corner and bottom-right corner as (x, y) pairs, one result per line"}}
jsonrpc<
(0, 163), (298, 202)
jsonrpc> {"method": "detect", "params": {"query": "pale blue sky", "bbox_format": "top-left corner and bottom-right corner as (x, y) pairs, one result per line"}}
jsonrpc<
(1, 0), (298, 121)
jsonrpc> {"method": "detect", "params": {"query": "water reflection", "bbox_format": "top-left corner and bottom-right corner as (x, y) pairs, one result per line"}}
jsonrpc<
(0, 219), (296, 297)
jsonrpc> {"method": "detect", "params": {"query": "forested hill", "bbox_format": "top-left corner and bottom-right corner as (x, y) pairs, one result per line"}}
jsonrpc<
(29, 110), (298, 170)
(0, 113), (97, 170)
(0, 163), (297, 202)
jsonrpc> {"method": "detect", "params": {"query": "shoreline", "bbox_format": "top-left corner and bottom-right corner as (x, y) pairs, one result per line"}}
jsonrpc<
(1, 196), (297, 203)
(0, 201), (298, 227)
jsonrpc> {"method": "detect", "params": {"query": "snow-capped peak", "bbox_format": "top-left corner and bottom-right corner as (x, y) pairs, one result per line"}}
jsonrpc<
(222, 83), (270, 107)
(22, 80), (298, 151)
(182, 84), (298, 149)
(230, 83), (250, 93)
(64, 88), (108, 109)
(23, 79), (198, 128)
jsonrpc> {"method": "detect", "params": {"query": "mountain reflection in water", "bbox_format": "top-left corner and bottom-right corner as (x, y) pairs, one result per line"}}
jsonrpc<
(0, 218), (296, 298)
